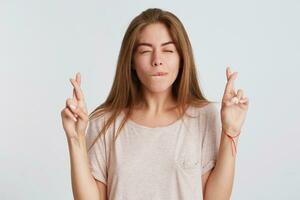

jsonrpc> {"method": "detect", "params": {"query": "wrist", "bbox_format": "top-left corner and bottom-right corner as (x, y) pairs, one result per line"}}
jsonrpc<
(221, 129), (240, 157)
(67, 134), (87, 149)
(222, 127), (240, 138)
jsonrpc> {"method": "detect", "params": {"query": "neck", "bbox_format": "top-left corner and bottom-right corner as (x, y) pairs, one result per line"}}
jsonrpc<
(136, 87), (177, 116)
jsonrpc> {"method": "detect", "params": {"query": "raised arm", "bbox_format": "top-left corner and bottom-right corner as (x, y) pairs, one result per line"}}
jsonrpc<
(61, 72), (107, 200)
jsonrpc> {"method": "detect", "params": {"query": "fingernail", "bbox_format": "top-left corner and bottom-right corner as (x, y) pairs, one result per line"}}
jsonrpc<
(231, 97), (239, 104)
(73, 117), (77, 122)
(70, 104), (76, 110)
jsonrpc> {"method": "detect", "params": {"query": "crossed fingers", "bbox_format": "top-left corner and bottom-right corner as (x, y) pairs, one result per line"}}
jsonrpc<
(224, 66), (248, 105)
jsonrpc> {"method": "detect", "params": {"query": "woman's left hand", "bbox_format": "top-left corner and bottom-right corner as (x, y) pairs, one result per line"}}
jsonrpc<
(221, 67), (249, 137)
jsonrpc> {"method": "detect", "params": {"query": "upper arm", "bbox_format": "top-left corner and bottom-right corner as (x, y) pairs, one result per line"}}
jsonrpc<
(95, 179), (107, 200)
(201, 169), (212, 196)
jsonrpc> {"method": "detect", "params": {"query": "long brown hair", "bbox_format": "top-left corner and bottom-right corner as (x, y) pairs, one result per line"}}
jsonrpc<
(87, 8), (217, 151)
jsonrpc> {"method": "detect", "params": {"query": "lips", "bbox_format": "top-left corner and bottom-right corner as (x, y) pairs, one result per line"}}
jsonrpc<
(152, 72), (168, 76)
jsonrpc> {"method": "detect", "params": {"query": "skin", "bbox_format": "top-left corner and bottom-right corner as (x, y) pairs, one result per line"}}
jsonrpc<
(202, 68), (249, 199)
(130, 22), (181, 127)
(62, 22), (249, 199)
(61, 75), (107, 200)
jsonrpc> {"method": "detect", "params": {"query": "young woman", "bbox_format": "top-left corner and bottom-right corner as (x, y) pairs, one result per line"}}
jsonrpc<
(61, 8), (249, 200)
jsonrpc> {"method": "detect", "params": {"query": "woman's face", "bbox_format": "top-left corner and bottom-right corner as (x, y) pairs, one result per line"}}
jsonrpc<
(133, 22), (180, 94)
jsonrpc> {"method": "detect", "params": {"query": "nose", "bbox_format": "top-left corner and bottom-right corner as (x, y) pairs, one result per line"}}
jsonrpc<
(153, 61), (162, 66)
(152, 51), (163, 67)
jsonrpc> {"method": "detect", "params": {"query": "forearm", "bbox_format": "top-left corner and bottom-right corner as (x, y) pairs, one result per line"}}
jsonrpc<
(203, 129), (238, 200)
(67, 134), (101, 200)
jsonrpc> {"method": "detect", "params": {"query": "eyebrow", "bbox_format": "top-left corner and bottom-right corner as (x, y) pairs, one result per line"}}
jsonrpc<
(136, 41), (175, 48)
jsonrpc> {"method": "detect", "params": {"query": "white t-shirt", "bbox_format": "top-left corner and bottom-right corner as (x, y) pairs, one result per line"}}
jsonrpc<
(85, 103), (222, 200)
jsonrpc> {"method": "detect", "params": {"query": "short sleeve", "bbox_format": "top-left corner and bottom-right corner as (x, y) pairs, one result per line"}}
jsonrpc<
(201, 103), (222, 175)
(85, 116), (108, 185)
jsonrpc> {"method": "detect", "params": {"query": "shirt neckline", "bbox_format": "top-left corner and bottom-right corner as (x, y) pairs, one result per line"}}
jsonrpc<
(121, 105), (192, 130)
(126, 115), (183, 130)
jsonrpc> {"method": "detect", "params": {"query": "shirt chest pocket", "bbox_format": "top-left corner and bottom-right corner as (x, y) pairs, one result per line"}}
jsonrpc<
(175, 150), (201, 171)
(174, 127), (203, 172)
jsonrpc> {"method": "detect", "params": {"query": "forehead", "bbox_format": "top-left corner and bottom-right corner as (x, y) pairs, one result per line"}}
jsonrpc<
(136, 23), (174, 45)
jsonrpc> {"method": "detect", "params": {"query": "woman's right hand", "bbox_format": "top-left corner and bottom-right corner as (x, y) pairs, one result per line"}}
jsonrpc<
(60, 72), (89, 140)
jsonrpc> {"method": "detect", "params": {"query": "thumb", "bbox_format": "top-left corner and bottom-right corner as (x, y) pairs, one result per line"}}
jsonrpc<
(69, 105), (88, 122)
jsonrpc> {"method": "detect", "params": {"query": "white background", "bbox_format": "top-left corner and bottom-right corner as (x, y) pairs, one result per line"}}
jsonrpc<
(1, 0), (299, 199)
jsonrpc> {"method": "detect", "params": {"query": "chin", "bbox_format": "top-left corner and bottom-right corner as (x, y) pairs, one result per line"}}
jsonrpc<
(143, 83), (173, 93)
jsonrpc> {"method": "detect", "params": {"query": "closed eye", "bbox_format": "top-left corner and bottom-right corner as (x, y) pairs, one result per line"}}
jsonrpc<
(140, 50), (174, 54)
(141, 50), (151, 54)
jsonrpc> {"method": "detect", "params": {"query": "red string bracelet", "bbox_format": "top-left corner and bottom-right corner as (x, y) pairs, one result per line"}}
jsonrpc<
(222, 130), (241, 156)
